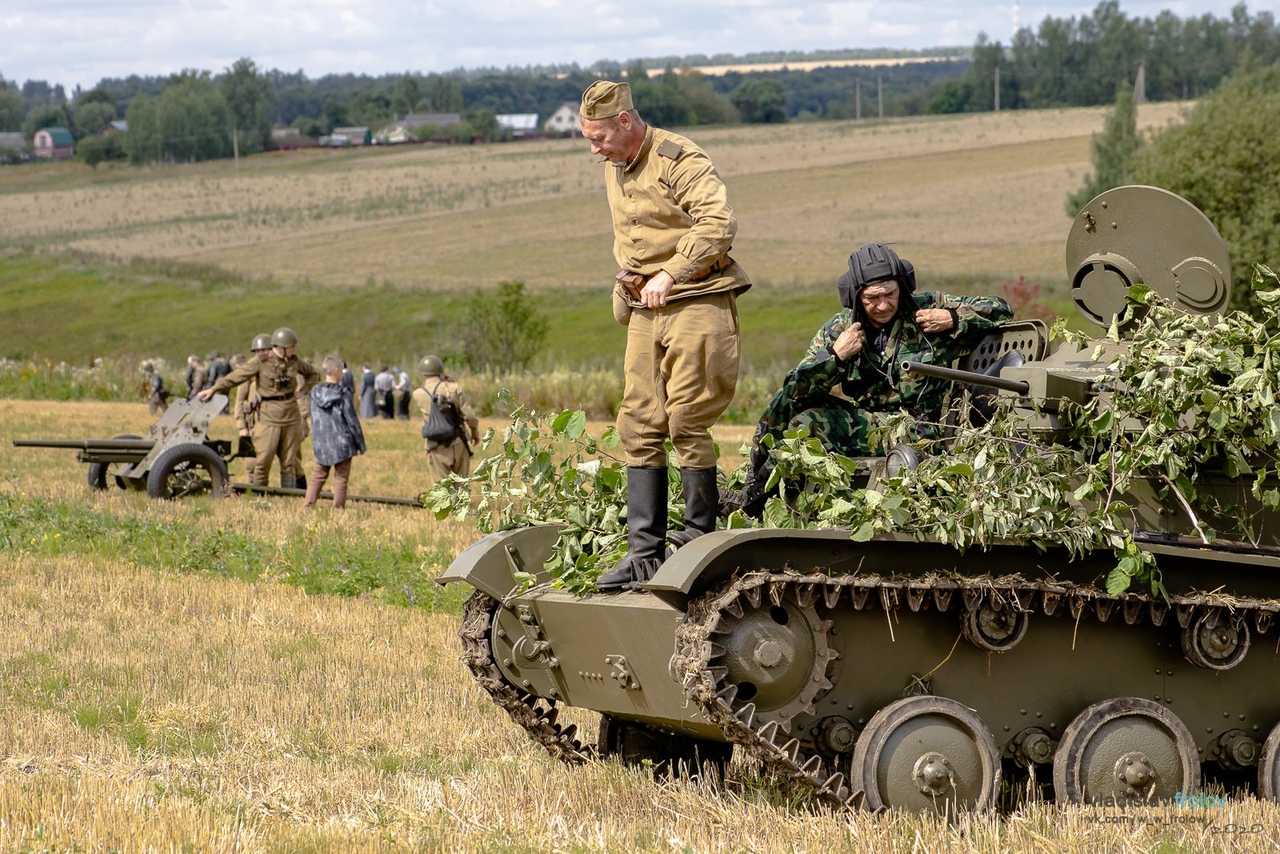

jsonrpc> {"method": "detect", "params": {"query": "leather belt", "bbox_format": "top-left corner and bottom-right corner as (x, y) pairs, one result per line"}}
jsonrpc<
(258, 394), (292, 402)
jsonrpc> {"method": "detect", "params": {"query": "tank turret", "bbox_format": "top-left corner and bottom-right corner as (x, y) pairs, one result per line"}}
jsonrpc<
(439, 187), (1280, 815)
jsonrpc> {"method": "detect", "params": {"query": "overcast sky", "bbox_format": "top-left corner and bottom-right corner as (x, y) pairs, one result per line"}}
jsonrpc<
(1, 0), (1257, 92)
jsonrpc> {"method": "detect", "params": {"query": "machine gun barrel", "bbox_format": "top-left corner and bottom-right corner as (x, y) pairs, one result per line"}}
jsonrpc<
(13, 438), (156, 451)
(901, 360), (1031, 396)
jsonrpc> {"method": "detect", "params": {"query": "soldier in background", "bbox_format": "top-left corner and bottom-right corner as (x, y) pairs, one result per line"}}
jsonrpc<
(232, 333), (272, 482)
(206, 351), (229, 385)
(143, 362), (171, 415)
(721, 243), (1013, 517)
(184, 354), (208, 400)
(199, 327), (318, 488)
(412, 355), (479, 482)
(205, 351), (231, 413)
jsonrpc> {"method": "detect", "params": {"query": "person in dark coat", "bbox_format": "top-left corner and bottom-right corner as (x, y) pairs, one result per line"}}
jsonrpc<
(303, 356), (366, 509)
(358, 362), (377, 419)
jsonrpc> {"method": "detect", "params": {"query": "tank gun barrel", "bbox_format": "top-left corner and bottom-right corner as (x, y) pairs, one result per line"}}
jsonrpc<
(901, 361), (1031, 396)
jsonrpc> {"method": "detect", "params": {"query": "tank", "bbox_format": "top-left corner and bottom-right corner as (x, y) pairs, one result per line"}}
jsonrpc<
(438, 186), (1280, 814)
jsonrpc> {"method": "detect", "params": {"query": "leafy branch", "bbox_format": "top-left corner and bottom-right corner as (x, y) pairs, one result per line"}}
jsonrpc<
(433, 268), (1280, 598)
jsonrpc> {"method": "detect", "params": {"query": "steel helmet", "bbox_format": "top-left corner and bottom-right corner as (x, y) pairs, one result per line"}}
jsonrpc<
(250, 332), (272, 351)
(418, 355), (444, 376)
(271, 327), (299, 348)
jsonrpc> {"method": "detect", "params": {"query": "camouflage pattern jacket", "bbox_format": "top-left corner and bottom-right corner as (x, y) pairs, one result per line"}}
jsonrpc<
(760, 291), (1013, 445)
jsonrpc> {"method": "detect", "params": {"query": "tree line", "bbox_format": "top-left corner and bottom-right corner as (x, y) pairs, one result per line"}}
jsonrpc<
(0, 2), (1274, 167)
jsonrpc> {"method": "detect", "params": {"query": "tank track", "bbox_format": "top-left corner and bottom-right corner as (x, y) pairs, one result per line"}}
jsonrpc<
(460, 590), (596, 764)
(672, 568), (1280, 811)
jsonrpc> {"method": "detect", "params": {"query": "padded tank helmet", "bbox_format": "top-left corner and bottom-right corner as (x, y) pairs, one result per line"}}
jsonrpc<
(250, 333), (272, 351)
(271, 327), (299, 348)
(418, 355), (444, 376)
(837, 242), (917, 312)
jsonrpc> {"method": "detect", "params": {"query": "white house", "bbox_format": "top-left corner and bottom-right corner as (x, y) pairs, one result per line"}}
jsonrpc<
(544, 103), (580, 136)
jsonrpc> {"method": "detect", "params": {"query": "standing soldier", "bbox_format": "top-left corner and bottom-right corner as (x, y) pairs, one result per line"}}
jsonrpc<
(143, 362), (170, 415)
(411, 355), (479, 482)
(199, 327), (318, 488)
(578, 80), (751, 590)
(232, 333), (272, 482)
(184, 354), (208, 400)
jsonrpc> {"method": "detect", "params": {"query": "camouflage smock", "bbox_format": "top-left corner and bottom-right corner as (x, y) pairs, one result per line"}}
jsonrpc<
(754, 290), (1013, 455)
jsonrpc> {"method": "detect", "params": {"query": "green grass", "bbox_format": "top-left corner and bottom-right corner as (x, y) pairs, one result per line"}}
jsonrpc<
(0, 250), (1063, 379)
(0, 491), (471, 613)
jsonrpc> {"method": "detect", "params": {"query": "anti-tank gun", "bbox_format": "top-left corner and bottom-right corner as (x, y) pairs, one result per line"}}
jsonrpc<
(440, 186), (1280, 815)
(14, 395), (429, 506)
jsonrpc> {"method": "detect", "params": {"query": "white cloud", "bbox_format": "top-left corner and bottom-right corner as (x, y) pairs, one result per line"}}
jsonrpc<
(0, 0), (1246, 90)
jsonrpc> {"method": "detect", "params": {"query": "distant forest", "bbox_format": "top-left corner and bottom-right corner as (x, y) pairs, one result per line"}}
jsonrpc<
(1, 1), (1277, 165)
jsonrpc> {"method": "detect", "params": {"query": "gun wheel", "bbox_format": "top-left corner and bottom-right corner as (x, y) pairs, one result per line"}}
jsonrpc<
(146, 442), (228, 500)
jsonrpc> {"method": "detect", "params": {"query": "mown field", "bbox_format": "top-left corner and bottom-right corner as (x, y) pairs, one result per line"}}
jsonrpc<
(0, 102), (1190, 376)
(3, 399), (1277, 852)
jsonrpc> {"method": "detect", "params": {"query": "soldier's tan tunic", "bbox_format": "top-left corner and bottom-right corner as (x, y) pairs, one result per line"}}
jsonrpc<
(211, 353), (318, 485)
(603, 125), (750, 469)
(412, 378), (480, 482)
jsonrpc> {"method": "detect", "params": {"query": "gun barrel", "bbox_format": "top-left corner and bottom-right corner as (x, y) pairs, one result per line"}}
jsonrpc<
(901, 360), (1031, 395)
(229, 482), (427, 507)
(13, 438), (156, 451)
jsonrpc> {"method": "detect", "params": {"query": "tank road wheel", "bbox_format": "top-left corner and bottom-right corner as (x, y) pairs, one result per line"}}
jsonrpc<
(1053, 697), (1200, 805)
(850, 696), (1000, 815)
(597, 715), (731, 779)
(1258, 722), (1280, 801)
(146, 443), (228, 500)
(87, 434), (142, 491)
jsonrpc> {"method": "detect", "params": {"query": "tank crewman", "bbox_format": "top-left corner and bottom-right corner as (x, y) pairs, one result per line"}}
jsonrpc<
(411, 355), (479, 483)
(232, 333), (273, 481)
(579, 80), (751, 590)
(721, 243), (1013, 517)
(199, 327), (318, 488)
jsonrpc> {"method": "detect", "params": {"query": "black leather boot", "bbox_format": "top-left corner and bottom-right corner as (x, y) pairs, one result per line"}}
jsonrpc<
(717, 446), (772, 519)
(669, 467), (718, 548)
(596, 466), (668, 591)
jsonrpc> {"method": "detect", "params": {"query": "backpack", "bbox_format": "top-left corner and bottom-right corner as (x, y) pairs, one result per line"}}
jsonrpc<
(421, 380), (460, 443)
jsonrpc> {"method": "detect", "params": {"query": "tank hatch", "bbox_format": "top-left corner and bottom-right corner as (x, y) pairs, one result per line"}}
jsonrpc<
(1066, 185), (1232, 328)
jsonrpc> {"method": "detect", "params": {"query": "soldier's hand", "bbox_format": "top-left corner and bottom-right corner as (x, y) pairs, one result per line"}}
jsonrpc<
(239, 428), (249, 438)
(471, 433), (481, 446)
(832, 322), (865, 360)
(196, 388), (214, 401)
(916, 308), (955, 333)
(640, 271), (676, 308)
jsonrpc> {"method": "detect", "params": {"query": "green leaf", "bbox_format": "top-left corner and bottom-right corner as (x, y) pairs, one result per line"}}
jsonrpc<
(1105, 567), (1132, 595)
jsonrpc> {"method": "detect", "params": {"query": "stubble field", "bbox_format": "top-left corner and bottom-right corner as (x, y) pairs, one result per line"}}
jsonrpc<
(2, 400), (1278, 852)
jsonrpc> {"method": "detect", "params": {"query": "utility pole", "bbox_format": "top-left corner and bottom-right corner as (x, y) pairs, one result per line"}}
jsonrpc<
(855, 78), (862, 119)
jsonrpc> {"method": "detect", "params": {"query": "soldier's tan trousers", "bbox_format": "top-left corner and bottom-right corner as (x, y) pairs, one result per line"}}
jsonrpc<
(618, 291), (740, 469)
(250, 420), (304, 486)
(426, 440), (472, 482)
